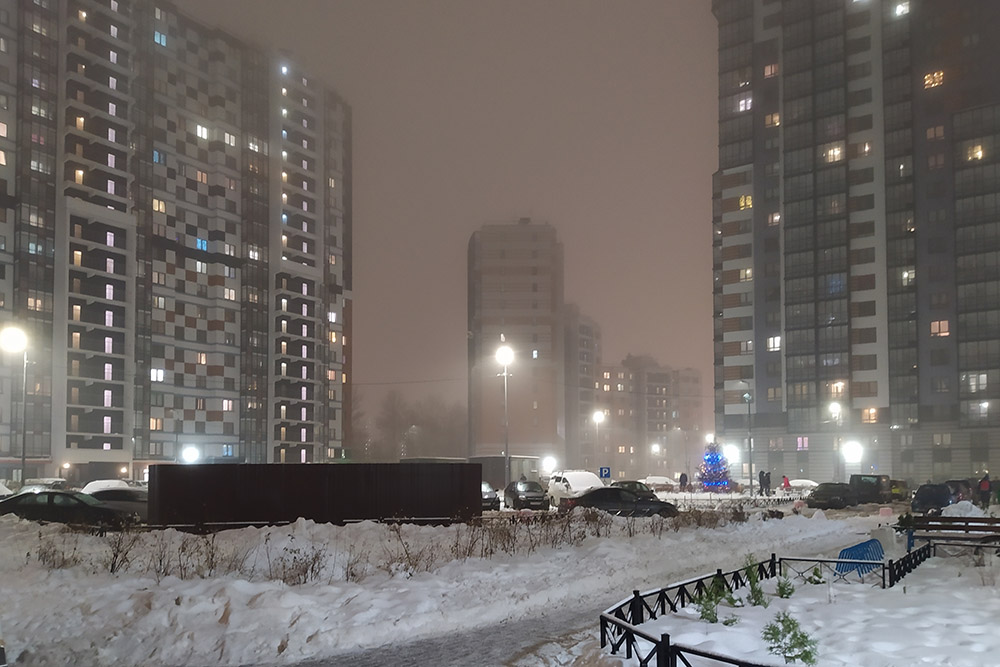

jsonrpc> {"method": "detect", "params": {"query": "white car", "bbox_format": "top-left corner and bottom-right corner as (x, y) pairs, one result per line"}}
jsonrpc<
(547, 470), (604, 508)
(80, 479), (129, 495)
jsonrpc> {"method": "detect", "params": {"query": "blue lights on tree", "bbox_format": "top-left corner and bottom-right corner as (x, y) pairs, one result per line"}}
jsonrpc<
(699, 442), (731, 491)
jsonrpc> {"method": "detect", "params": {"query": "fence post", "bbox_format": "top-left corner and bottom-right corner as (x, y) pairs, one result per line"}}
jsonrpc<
(630, 589), (644, 624)
(657, 633), (670, 667)
(600, 615), (607, 649)
(770, 552), (777, 577)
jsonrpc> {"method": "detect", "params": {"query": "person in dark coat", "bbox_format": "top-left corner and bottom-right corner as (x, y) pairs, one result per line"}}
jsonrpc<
(764, 471), (772, 496)
(679, 472), (689, 492)
(758, 469), (766, 496)
(979, 473), (991, 508)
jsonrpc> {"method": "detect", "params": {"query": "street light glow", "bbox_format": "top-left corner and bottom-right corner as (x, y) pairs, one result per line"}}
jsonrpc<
(842, 440), (863, 464)
(651, 443), (661, 455)
(181, 446), (200, 464)
(541, 456), (557, 474)
(592, 410), (605, 425)
(495, 345), (514, 367)
(0, 326), (27, 353)
(705, 432), (715, 444)
(723, 444), (741, 463)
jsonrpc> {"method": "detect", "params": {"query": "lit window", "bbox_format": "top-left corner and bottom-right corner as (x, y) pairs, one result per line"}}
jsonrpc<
(196, 124), (208, 140)
(739, 268), (753, 282)
(74, 169), (84, 184)
(281, 65), (288, 75)
(532, 349), (539, 359)
(926, 125), (944, 141)
(224, 287), (236, 300)
(108, 76), (117, 90)
(105, 284), (114, 299)
(767, 336), (781, 352)
(894, 1), (909, 17)
(196, 170), (207, 184)
(110, 24), (118, 38)
(821, 141), (844, 163)
(196, 238), (207, 251)
(740, 340), (753, 354)
(765, 112), (780, 128)
(105, 311), (113, 327)
(967, 373), (988, 393)
(109, 50), (117, 64)
(923, 70), (944, 89)
(768, 212), (781, 226)
(154, 31), (167, 46)
(104, 390), (113, 407)
(222, 399), (233, 411)
(149, 417), (162, 431)
(736, 93), (752, 112)
(104, 337), (113, 354)
(967, 144), (984, 161)
(150, 368), (164, 382)
(930, 320), (949, 337)
(104, 363), (113, 381)
(763, 63), (778, 78)
(197, 352), (207, 364)
(224, 132), (236, 146)
(106, 258), (115, 273)
(739, 195), (753, 210)
(797, 436), (808, 451)
(901, 269), (915, 286)
(103, 416), (112, 434)
(195, 260), (207, 273)
(107, 127), (116, 142)
(152, 198), (165, 213)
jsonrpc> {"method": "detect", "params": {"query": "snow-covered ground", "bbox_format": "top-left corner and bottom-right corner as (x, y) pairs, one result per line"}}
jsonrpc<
(0, 504), (993, 666)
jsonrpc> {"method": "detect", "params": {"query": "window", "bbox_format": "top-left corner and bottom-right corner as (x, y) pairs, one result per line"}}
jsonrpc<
(901, 269), (915, 286)
(862, 408), (877, 424)
(103, 416), (112, 434)
(197, 352), (207, 364)
(532, 349), (539, 359)
(767, 336), (781, 352)
(104, 390), (113, 408)
(966, 373), (988, 393)
(222, 399), (233, 411)
(765, 113), (780, 128)
(739, 195), (753, 210)
(224, 132), (236, 147)
(149, 417), (163, 431)
(105, 311), (113, 327)
(104, 363), (113, 381)
(196, 124), (208, 140)
(196, 238), (207, 251)
(150, 368), (164, 382)
(108, 76), (117, 91)
(152, 198), (166, 213)
(224, 287), (236, 300)
(195, 170), (207, 184)
(820, 141), (845, 163)
(764, 63), (778, 78)
(152, 150), (165, 164)
(736, 93), (752, 113)
(930, 320), (949, 337)
(104, 337), (113, 354)
(154, 31), (167, 46)
(923, 70), (944, 89)
(768, 212), (781, 226)
(895, 2), (910, 17)
(926, 125), (944, 141)
(740, 340), (753, 354)
(739, 268), (753, 282)
(105, 258), (115, 273)
(967, 144), (984, 161)
(195, 260), (207, 273)
(105, 284), (114, 299)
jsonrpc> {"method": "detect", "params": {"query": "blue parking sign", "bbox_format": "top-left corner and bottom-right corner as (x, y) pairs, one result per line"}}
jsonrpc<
(599, 467), (611, 479)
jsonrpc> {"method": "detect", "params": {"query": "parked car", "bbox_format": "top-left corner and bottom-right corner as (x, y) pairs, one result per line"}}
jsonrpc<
(561, 487), (679, 517)
(806, 482), (859, 509)
(639, 476), (676, 492)
(546, 470), (604, 508)
(849, 474), (892, 504)
(23, 477), (72, 490)
(87, 487), (148, 523)
(911, 483), (956, 515)
(80, 479), (129, 495)
(481, 481), (500, 512)
(503, 480), (549, 511)
(0, 489), (137, 527)
(611, 480), (657, 500)
(0, 481), (11, 499)
(890, 479), (910, 501)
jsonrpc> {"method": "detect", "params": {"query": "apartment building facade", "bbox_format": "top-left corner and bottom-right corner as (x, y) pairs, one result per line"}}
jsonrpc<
(713, 0), (1000, 483)
(0, 0), (351, 483)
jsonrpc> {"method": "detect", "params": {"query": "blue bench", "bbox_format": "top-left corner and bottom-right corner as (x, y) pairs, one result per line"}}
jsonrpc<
(834, 538), (885, 576)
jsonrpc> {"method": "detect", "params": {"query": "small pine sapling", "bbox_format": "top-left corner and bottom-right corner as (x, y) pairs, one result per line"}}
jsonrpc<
(762, 611), (818, 665)
(805, 565), (826, 585)
(695, 575), (729, 623)
(743, 553), (769, 608)
(776, 577), (795, 599)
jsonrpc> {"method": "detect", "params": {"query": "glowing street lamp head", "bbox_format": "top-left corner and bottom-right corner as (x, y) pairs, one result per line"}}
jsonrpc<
(495, 345), (514, 367)
(842, 440), (863, 464)
(592, 410), (605, 425)
(541, 456), (557, 474)
(0, 325), (27, 353)
(829, 402), (842, 418)
(705, 432), (715, 444)
(723, 444), (741, 463)
(181, 446), (200, 464)
(651, 443), (661, 455)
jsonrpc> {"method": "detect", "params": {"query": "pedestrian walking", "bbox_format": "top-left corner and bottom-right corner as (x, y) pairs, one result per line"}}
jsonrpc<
(764, 471), (772, 497)
(782, 475), (791, 491)
(679, 472), (689, 492)
(979, 473), (991, 509)
(758, 469), (766, 496)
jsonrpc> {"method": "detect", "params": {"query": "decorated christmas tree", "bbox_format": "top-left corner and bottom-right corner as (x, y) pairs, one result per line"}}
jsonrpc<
(699, 442), (731, 491)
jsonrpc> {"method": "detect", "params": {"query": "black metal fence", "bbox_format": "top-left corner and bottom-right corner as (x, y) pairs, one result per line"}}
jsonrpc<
(600, 543), (932, 666)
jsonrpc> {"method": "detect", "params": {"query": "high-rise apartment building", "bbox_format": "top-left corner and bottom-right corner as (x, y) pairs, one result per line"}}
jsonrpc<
(563, 303), (602, 470)
(468, 218), (565, 471)
(0, 0), (351, 483)
(713, 0), (1000, 483)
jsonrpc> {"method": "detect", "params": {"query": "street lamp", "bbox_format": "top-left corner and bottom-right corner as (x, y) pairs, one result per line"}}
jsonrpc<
(592, 409), (605, 452)
(740, 382), (753, 497)
(496, 342), (514, 488)
(0, 325), (28, 484)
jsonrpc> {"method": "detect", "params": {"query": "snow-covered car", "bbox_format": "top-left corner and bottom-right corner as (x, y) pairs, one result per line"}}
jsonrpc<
(611, 480), (656, 500)
(80, 479), (129, 495)
(547, 470), (604, 508)
(87, 487), (148, 523)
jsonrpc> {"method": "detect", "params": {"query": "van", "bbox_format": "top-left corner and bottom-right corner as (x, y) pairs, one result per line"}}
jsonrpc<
(849, 474), (892, 503)
(546, 470), (604, 508)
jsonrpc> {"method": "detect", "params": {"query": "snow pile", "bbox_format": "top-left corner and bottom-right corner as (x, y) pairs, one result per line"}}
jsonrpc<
(942, 500), (986, 517)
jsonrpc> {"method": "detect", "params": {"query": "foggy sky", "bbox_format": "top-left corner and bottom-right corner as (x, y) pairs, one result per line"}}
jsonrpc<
(175, 0), (719, 424)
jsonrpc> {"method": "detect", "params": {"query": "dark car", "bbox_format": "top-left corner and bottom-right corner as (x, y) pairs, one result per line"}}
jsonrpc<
(911, 483), (956, 515)
(504, 480), (549, 511)
(481, 481), (500, 512)
(561, 486), (679, 518)
(88, 487), (149, 523)
(611, 480), (657, 500)
(0, 489), (137, 527)
(806, 482), (859, 510)
(849, 474), (892, 504)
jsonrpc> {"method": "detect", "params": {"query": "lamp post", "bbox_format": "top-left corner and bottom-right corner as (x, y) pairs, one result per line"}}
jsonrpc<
(740, 381), (753, 497)
(0, 326), (27, 484)
(496, 342), (514, 488)
(592, 409), (605, 454)
(829, 401), (843, 481)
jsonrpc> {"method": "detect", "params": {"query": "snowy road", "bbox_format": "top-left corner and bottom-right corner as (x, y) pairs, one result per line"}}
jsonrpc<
(277, 518), (879, 667)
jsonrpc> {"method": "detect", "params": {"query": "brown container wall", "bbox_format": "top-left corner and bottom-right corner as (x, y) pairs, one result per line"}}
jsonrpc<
(148, 463), (481, 525)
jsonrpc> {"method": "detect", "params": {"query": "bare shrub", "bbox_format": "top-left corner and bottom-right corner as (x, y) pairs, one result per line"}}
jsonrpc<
(36, 529), (82, 569)
(341, 544), (371, 583)
(145, 530), (175, 582)
(264, 534), (328, 585)
(647, 515), (668, 539)
(378, 523), (438, 577)
(579, 508), (614, 537)
(102, 524), (142, 574)
(449, 523), (483, 561)
(483, 517), (518, 557)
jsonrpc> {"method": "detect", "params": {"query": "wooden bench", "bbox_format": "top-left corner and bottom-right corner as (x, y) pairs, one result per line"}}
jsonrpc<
(907, 515), (1000, 553)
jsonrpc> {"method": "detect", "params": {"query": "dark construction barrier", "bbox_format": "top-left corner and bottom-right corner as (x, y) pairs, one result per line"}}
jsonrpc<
(148, 463), (481, 526)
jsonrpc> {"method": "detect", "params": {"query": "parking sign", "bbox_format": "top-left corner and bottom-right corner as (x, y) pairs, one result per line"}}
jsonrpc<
(599, 466), (611, 479)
